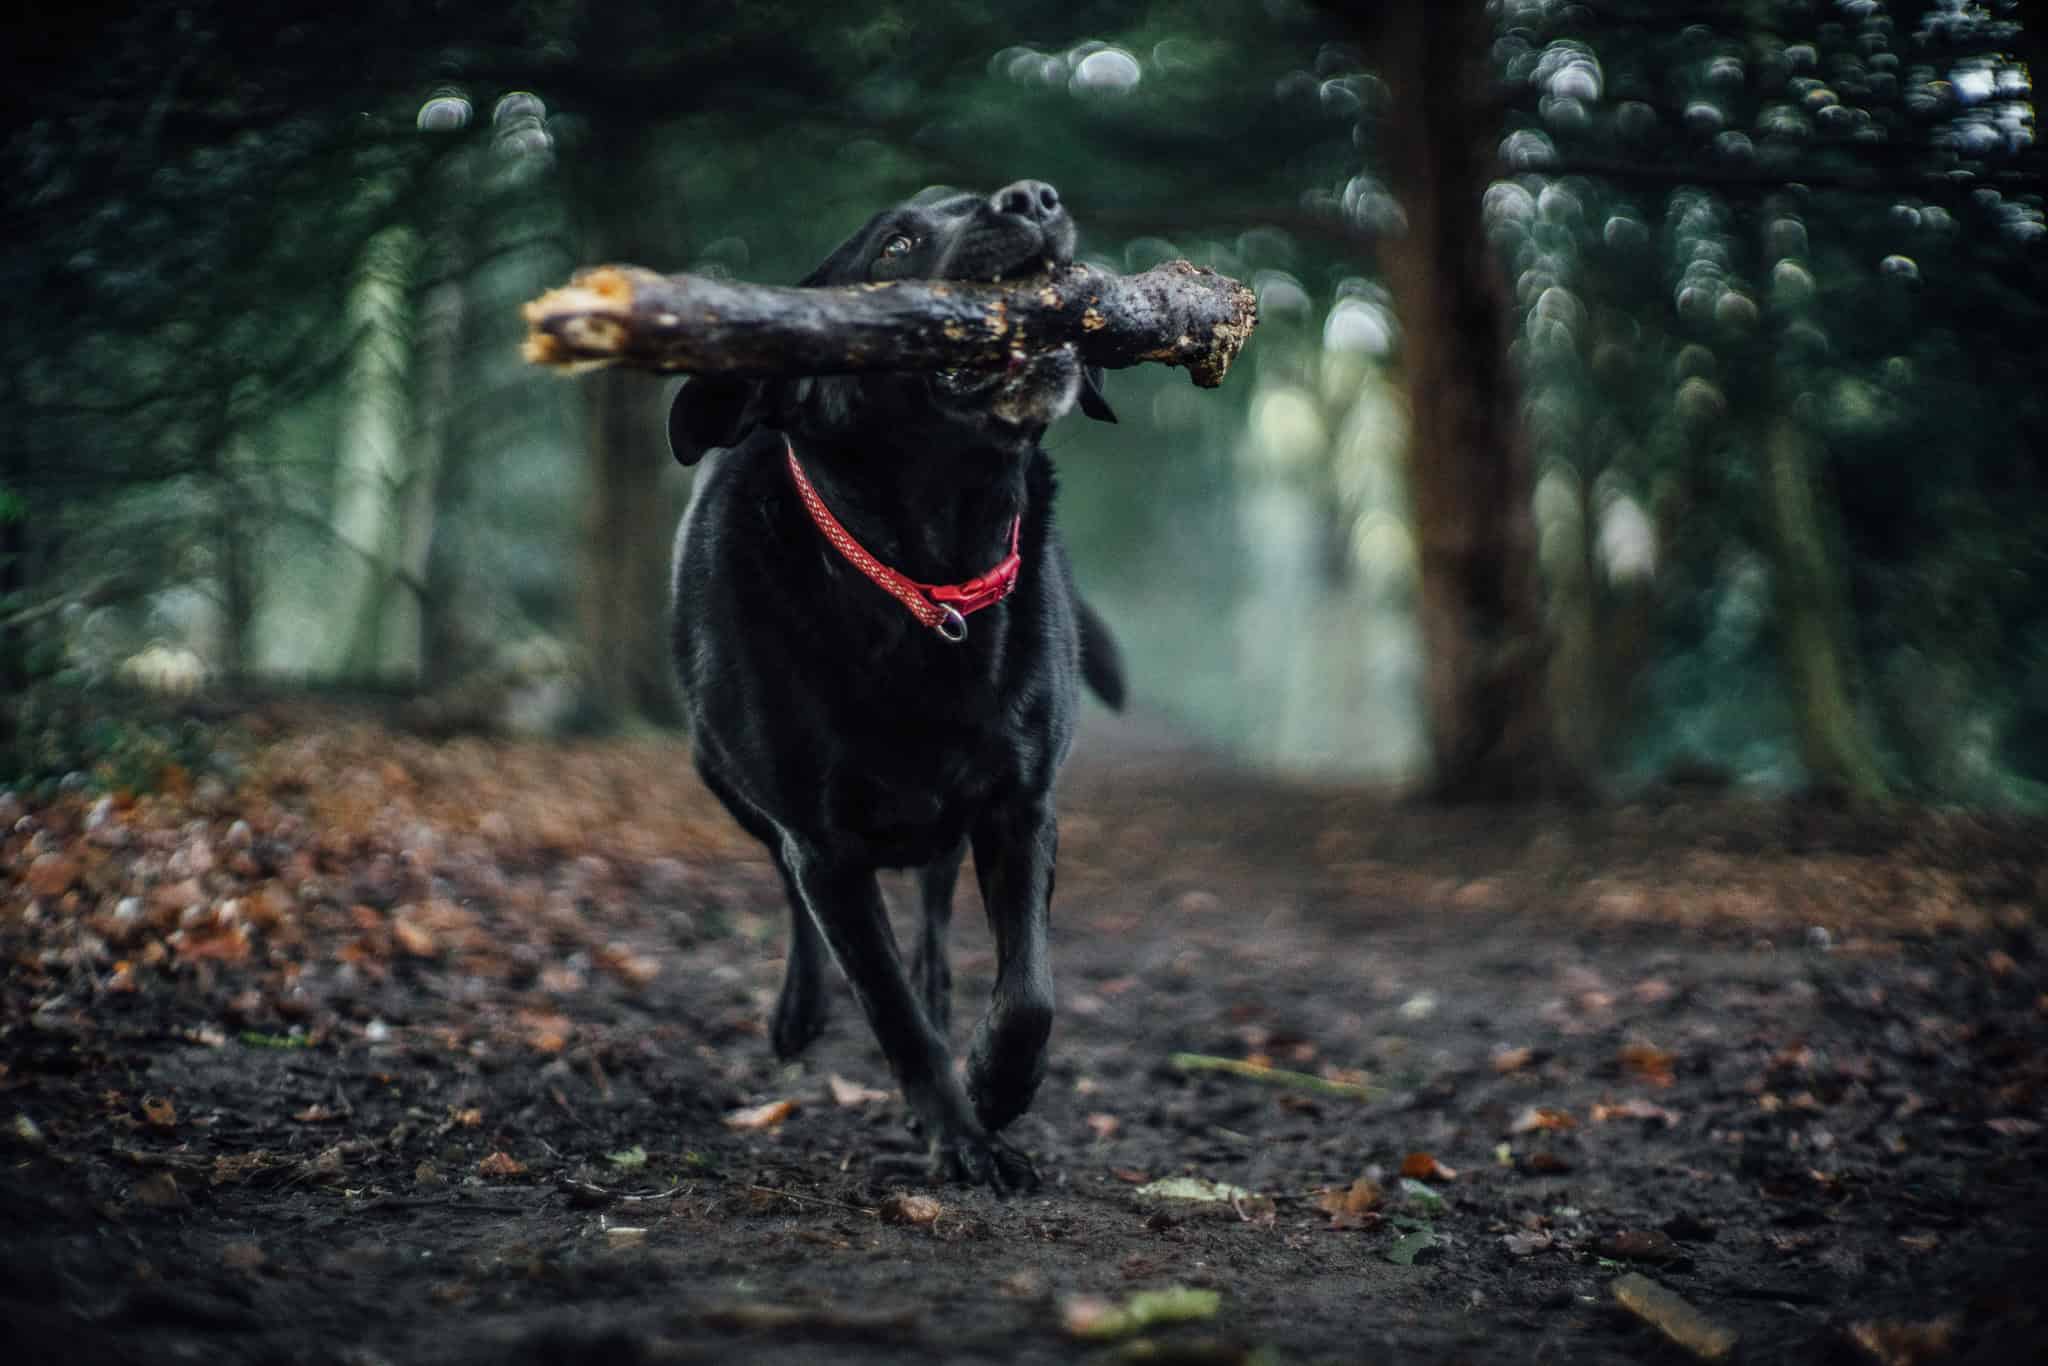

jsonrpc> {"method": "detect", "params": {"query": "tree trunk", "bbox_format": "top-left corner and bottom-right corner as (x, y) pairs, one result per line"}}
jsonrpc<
(326, 224), (420, 683)
(567, 131), (682, 727)
(1761, 416), (1887, 802)
(385, 274), (461, 685)
(1371, 6), (1571, 800)
(215, 444), (253, 683)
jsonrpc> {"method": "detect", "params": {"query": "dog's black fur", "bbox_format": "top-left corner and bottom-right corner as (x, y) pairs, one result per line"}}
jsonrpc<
(667, 181), (1124, 1191)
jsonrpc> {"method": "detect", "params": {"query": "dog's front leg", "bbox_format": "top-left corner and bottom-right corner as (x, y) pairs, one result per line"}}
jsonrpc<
(768, 852), (831, 1059)
(966, 798), (1057, 1135)
(778, 834), (1037, 1192)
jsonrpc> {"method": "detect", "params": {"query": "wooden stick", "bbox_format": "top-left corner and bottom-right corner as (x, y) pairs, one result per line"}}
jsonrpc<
(522, 261), (1258, 388)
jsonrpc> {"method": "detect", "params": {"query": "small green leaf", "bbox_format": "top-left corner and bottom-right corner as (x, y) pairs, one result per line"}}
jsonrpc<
(606, 1145), (648, 1170)
(1397, 1177), (1445, 1212)
(1385, 1229), (1439, 1266)
(239, 1030), (310, 1049)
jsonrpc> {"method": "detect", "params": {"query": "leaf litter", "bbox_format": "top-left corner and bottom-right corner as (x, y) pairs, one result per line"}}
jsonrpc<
(1, 701), (2044, 1363)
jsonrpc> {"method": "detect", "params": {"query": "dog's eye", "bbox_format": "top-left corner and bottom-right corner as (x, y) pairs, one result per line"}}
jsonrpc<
(880, 234), (914, 258)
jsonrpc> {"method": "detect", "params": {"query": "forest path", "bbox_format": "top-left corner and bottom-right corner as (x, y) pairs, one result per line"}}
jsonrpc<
(2, 703), (2044, 1364)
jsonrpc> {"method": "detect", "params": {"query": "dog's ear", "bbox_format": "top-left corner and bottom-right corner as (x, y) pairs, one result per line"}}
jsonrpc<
(668, 376), (758, 465)
(1078, 364), (1118, 424)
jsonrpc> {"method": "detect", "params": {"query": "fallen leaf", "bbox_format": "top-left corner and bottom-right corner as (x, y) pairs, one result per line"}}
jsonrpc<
(1060, 1296), (1122, 1339)
(1492, 1046), (1537, 1074)
(826, 1074), (891, 1107)
(1592, 1097), (1680, 1127)
(878, 1193), (943, 1226)
(391, 917), (437, 957)
(1108, 1167), (1151, 1184)
(25, 852), (80, 898)
(1060, 1286), (1221, 1341)
(1985, 1117), (2042, 1138)
(292, 1104), (339, 1123)
(478, 1151), (527, 1178)
(132, 1171), (187, 1208)
(1503, 1230), (1552, 1256)
(141, 1096), (177, 1129)
(723, 1099), (797, 1131)
(1509, 1106), (1577, 1134)
(1401, 1151), (1457, 1181)
(1085, 1112), (1121, 1139)
(1845, 1315), (1958, 1366)
(1385, 1229), (1439, 1265)
(1133, 1176), (1251, 1203)
(453, 1107), (483, 1128)
(1318, 1179), (1384, 1228)
(521, 1011), (573, 1054)
(1618, 1042), (1677, 1088)
(1396, 1178), (1446, 1213)
(1316, 1176), (1384, 1220)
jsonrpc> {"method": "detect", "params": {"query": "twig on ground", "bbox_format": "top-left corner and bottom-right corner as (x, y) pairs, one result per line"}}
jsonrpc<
(1611, 1272), (1738, 1361)
(1169, 1052), (1381, 1100)
(745, 1183), (879, 1217)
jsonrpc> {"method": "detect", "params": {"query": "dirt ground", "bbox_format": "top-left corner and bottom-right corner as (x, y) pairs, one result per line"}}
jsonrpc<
(4, 703), (2047, 1365)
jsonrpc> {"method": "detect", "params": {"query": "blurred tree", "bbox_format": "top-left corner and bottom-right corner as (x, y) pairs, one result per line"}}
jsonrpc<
(1360, 5), (1573, 799)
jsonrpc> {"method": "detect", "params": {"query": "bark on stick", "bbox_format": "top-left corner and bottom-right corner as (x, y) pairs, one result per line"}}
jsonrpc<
(522, 261), (1258, 388)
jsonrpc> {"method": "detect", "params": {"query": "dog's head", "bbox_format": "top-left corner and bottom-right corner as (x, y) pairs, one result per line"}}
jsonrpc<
(670, 180), (1116, 465)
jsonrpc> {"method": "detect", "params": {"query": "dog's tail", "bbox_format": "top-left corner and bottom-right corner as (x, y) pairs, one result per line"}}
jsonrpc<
(1076, 596), (1127, 711)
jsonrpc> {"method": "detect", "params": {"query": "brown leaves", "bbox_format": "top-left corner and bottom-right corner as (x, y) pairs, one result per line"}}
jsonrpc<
(1400, 1151), (1457, 1182)
(1492, 1045), (1538, 1074)
(1845, 1316), (1957, 1366)
(140, 1095), (178, 1129)
(1618, 1041), (1678, 1088)
(1591, 1097), (1681, 1127)
(878, 1193), (943, 1226)
(1509, 1106), (1577, 1134)
(723, 1099), (796, 1131)
(477, 1151), (527, 1178)
(25, 852), (81, 898)
(1315, 1176), (1384, 1230)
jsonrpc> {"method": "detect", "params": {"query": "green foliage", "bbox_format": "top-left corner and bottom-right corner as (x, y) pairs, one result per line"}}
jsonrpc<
(7, 0), (2042, 798)
(0, 685), (233, 798)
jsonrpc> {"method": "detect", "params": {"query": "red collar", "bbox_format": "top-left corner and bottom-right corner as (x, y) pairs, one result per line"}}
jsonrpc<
(783, 440), (1022, 643)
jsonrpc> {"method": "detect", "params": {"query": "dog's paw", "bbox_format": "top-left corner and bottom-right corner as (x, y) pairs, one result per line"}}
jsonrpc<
(931, 1131), (1040, 1196)
(769, 975), (829, 1060)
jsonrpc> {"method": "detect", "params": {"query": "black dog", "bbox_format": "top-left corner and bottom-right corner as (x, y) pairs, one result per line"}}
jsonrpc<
(667, 181), (1124, 1191)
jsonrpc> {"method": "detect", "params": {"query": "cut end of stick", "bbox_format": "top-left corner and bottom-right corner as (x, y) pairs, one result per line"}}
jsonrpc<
(522, 268), (643, 369)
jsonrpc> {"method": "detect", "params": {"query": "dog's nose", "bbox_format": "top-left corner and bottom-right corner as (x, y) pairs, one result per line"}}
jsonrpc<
(992, 180), (1063, 223)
